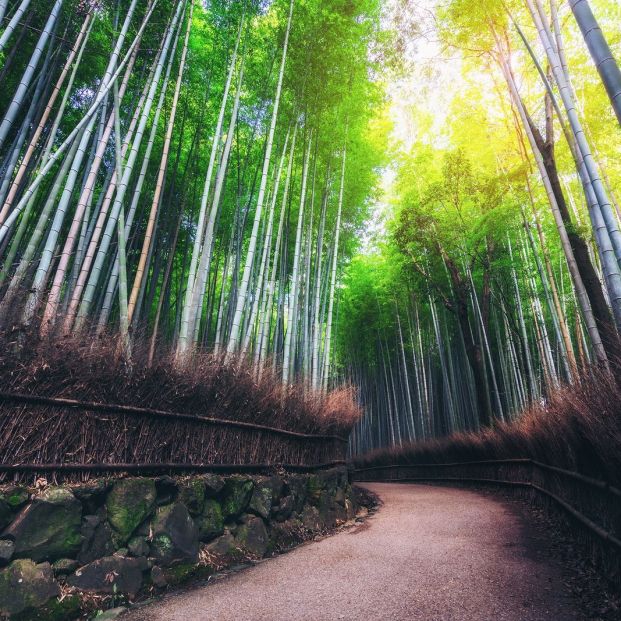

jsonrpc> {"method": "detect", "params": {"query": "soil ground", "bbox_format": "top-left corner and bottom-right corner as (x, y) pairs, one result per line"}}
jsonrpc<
(122, 483), (597, 620)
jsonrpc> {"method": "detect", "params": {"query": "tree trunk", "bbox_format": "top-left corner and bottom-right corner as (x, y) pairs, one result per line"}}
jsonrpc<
(528, 112), (620, 359)
(129, 0), (193, 323)
(444, 256), (493, 427)
(497, 47), (608, 365)
(0, 0), (62, 155)
(0, 0), (157, 243)
(569, 0), (621, 126)
(227, 0), (294, 355)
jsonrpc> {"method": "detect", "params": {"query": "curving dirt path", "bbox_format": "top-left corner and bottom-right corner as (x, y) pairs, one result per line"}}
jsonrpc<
(123, 483), (582, 621)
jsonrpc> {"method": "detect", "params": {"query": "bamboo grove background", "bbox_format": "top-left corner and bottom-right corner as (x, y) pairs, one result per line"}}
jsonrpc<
(1, 0), (621, 463)
(343, 0), (621, 456)
(0, 0), (385, 392)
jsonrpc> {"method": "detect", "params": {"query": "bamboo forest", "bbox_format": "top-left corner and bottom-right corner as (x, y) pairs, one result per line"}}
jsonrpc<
(0, 0), (620, 453)
(2, 0), (621, 618)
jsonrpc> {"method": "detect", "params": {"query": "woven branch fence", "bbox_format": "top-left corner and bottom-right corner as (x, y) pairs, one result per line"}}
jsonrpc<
(354, 460), (621, 587)
(0, 392), (348, 484)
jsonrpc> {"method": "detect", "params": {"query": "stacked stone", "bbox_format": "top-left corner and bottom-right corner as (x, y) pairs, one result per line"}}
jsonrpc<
(0, 467), (356, 619)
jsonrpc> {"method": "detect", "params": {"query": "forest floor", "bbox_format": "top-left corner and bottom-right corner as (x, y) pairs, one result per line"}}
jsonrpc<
(120, 483), (601, 621)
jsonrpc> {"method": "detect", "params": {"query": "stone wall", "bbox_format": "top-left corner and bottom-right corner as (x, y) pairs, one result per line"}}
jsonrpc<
(0, 467), (357, 619)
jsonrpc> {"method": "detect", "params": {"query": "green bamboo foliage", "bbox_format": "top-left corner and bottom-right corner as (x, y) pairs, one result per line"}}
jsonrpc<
(344, 0), (621, 455)
(226, 0), (294, 358)
(0, 0), (383, 393)
(3, 0), (618, 458)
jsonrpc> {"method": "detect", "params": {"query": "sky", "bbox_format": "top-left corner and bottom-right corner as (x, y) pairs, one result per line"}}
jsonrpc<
(386, 0), (460, 151)
(361, 0), (460, 253)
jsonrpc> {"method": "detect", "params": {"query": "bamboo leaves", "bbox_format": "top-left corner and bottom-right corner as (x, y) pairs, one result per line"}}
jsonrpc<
(0, 0), (377, 396)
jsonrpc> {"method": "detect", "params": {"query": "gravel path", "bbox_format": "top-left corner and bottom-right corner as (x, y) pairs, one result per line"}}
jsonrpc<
(123, 483), (582, 621)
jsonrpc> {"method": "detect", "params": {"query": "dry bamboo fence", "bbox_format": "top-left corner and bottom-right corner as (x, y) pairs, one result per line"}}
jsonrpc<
(0, 392), (348, 484)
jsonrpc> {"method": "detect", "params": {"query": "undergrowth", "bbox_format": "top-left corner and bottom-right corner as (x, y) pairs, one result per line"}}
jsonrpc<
(0, 322), (361, 437)
(354, 368), (621, 486)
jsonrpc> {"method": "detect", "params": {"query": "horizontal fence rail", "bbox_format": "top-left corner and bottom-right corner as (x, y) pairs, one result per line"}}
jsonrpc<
(0, 392), (348, 483)
(354, 459), (621, 498)
(353, 459), (621, 581)
(0, 392), (348, 442)
(0, 460), (346, 475)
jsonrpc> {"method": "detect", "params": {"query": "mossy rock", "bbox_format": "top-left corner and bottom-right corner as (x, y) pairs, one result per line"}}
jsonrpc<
(5, 488), (82, 563)
(0, 539), (14, 566)
(106, 478), (156, 545)
(78, 515), (115, 565)
(2, 486), (29, 511)
(0, 559), (60, 617)
(272, 495), (294, 522)
(269, 519), (305, 552)
(68, 555), (148, 597)
(162, 562), (213, 587)
(72, 480), (110, 514)
(127, 535), (149, 558)
(300, 505), (322, 531)
(149, 503), (199, 567)
(221, 477), (254, 520)
(318, 469), (339, 495)
(248, 479), (272, 519)
(333, 501), (348, 525)
(162, 563), (196, 585)
(317, 491), (338, 528)
(12, 594), (81, 621)
(92, 607), (127, 620)
(203, 474), (225, 497)
(268, 475), (284, 504)
(0, 498), (13, 531)
(0, 488), (28, 531)
(285, 475), (307, 512)
(306, 475), (323, 506)
(154, 476), (178, 506)
(334, 486), (346, 505)
(235, 516), (269, 558)
(345, 498), (356, 521)
(204, 531), (243, 564)
(149, 565), (167, 588)
(51, 558), (79, 576)
(197, 499), (224, 542)
(178, 479), (206, 516)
